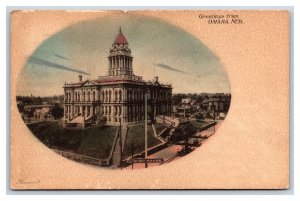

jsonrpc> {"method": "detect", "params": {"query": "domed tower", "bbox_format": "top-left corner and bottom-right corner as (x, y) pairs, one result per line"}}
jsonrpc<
(108, 27), (133, 76)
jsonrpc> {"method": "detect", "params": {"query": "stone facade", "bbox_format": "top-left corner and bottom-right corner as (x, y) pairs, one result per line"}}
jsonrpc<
(63, 28), (172, 126)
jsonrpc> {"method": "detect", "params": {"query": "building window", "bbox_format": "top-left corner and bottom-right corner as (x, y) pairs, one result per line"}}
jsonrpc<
(119, 90), (122, 102)
(87, 91), (90, 102)
(92, 91), (95, 101)
(115, 90), (118, 102)
(114, 106), (117, 115)
(109, 90), (112, 102)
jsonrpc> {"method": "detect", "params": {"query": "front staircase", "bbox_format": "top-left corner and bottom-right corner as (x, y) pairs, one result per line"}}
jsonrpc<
(70, 116), (84, 124)
(156, 115), (179, 127)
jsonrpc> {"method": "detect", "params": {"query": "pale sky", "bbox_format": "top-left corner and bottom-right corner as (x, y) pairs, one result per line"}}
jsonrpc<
(17, 14), (230, 96)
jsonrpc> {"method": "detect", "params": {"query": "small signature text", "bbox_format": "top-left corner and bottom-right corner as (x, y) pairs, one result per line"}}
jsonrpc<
(17, 179), (40, 185)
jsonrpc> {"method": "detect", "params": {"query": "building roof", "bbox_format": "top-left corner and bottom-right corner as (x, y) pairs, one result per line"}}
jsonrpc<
(182, 98), (192, 104)
(114, 27), (128, 44)
(64, 76), (172, 89)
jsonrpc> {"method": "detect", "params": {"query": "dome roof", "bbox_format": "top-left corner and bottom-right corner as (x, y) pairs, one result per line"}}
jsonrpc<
(114, 27), (128, 44)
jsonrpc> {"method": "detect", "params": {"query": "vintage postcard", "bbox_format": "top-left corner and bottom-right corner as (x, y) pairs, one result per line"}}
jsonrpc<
(10, 10), (290, 189)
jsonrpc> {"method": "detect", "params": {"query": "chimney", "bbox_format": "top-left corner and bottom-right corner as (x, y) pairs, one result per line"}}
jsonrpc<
(79, 75), (83, 82)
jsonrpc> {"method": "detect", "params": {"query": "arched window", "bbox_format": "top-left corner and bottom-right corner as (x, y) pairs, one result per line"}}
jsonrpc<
(119, 90), (122, 102)
(109, 90), (112, 102)
(114, 106), (117, 115)
(132, 90), (134, 101)
(101, 91), (104, 101)
(92, 91), (95, 101)
(87, 91), (90, 102)
(115, 90), (118, 102)
(83, 91), (86, 102)
(128, 89), (132, 102)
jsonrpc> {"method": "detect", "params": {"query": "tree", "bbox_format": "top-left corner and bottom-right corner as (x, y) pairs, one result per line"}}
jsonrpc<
(96, 115), (107, 127)
(196, 96), (203, 104)
(195, 112), (204, 120)
(170, 121), (197, 152)
(50, 103), (64, 119)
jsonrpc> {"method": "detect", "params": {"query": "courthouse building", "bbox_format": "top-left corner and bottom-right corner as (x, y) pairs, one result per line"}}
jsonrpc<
(63, 28), (172, 126)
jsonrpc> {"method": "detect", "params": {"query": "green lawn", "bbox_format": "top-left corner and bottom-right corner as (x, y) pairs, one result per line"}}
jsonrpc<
(27, 122), (117, 159)
(155, 123), (169, 134)
(191, 121), (208, 131)
(123, 124), (162, 158)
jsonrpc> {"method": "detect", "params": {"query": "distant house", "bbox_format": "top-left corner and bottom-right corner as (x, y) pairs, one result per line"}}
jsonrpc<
(24, 105), (54, 120)
(181, 98), (191, 104)
(176, 98), (197, 115)
(201, 95), (231, 114)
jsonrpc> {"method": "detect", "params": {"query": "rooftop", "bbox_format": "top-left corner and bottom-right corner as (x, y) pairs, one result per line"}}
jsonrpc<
(114, 27), (128, 44)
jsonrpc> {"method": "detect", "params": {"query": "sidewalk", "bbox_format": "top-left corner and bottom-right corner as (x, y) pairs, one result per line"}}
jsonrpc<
(123, 121), (223, 170)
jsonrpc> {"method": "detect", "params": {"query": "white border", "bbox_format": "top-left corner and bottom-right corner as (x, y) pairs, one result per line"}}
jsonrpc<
(1, 0), (298, 201)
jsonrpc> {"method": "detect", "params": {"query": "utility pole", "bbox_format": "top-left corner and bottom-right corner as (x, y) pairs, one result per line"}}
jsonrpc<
(131, 140), (134, 170)
(213, 104), (215, 134)
(119, 121), (122, 170)
(144, 90), (150, 168)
